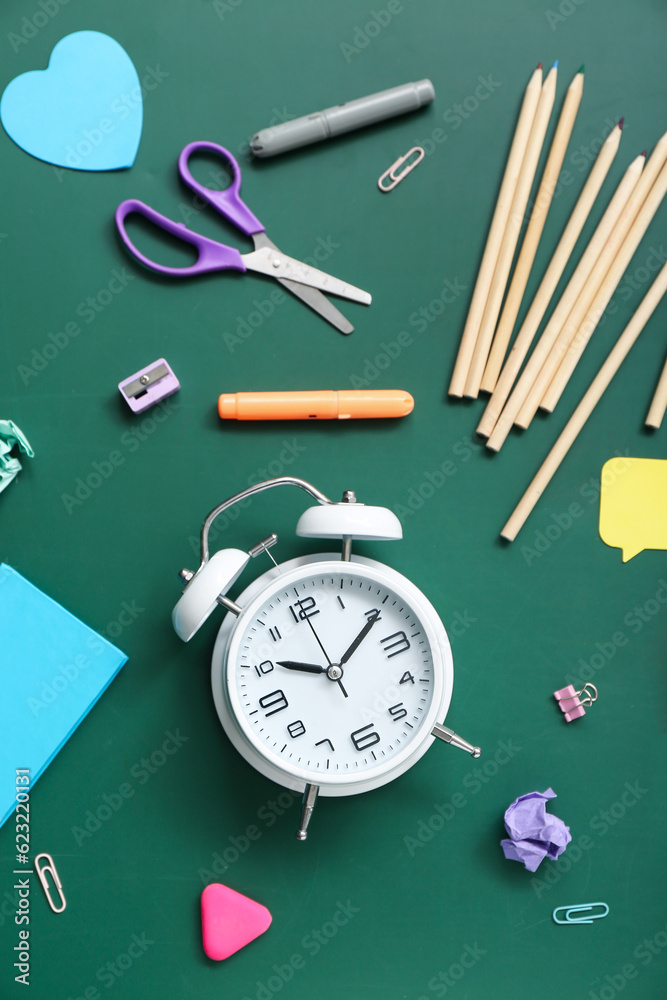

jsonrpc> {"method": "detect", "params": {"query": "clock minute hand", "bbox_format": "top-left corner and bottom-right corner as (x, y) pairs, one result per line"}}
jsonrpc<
(277, 660), (327, 674)
(339, 610), (381, 665)
(298, 600), (348, 699)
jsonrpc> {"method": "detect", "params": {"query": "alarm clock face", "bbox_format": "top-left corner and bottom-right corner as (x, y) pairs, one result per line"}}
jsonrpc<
(212, 556), (453, 796)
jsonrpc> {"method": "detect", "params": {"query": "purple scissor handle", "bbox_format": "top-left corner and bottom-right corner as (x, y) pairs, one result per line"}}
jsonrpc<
(114, 143), (264, 277)
(115, 199), (247, 277)
(178, 141), (264, 236)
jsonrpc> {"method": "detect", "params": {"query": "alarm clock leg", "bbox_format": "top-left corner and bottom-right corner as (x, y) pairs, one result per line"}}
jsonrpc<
(432, 723), (482, 758)
(296, 783), (320, 841)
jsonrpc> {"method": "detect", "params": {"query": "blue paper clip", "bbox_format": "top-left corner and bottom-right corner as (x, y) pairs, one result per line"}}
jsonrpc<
(553, 902), (609, 925)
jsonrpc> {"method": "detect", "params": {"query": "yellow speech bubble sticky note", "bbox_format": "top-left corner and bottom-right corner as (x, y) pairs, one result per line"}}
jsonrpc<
(599, 457), (667, 562)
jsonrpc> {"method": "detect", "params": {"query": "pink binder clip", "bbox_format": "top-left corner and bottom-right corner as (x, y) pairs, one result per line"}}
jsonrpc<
(553, 683), (598, 722)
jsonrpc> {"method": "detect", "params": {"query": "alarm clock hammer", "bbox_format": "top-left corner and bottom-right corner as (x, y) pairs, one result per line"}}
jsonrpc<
(173, 476), (481, 840)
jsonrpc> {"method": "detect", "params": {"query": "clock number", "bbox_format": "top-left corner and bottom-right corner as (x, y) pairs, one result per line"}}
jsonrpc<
(287, 720), (306, 739)
(380, 631), (410, 658)
(289, 596), (319, 622)
(316, 738), (335, 752)
(399, 671), (415, 685)
(269, 627), (281, 642)
(259, 689), (288, 717)
(388, 703), (407, 722)
(350, 724), (381, 752)
(364, 608), (381, 622)
(254, 659), (274, 678)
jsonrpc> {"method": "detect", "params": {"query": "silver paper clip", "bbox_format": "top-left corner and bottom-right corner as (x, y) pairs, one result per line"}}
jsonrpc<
(378, 146), (425, 192)
(35, 853), (66, 914)
(553, 902), (608, 925)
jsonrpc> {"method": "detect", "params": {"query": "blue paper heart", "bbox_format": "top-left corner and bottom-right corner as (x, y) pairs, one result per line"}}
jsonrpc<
(1, 30), (142, 171)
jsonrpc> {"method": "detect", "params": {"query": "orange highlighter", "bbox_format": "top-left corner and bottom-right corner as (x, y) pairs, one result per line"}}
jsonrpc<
(218, 390), (414, 420)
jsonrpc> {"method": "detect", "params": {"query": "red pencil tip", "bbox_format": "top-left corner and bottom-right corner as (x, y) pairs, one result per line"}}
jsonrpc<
(618, 117), (624, 130)
(536, 62), (543, 70)
(641, 150), (647, 157)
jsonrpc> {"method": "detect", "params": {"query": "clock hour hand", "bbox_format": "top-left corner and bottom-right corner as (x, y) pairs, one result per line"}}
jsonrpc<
(339, 609), (381, 665)
(277, 657), (348, 697)
(277, 660), (327, 674)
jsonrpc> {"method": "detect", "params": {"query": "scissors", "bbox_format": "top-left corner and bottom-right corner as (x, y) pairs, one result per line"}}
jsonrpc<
(115, 141), (371, 334)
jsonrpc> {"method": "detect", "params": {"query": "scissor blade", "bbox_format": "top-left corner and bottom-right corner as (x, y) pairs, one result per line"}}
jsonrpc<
(278, 278), (354, 334)
(252, 234), (353, 334)
(243, 246), (372, 306)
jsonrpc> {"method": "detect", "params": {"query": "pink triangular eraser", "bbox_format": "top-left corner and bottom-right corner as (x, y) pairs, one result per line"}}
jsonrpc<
(201, 883), (272, 961)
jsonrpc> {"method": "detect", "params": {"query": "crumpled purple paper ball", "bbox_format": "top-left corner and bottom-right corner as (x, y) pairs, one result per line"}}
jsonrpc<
(500, 788), (571, 872)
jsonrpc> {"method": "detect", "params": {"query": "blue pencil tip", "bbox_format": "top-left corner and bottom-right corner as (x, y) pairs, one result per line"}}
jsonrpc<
(553, 59), (559, 69)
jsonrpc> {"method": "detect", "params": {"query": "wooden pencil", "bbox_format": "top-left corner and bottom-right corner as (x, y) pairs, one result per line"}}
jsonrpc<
(645, 353), (667, 428)
(448, 64), (543, 397)
(477, 119), (622, 439)
(465, 63), (557, 398)
(481, 66), (585, 394)
(485, 150), (646, 452)
(540, 156), (667, 412)
(500, 259), (667, 542)
(519, 130), (667, 424)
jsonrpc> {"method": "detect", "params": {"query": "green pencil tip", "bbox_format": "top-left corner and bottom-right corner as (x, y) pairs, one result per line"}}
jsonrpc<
(578, 64), (585, 74)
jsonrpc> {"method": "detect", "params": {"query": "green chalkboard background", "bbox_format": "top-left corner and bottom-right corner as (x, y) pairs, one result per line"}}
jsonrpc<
(1, 1), (666, 998)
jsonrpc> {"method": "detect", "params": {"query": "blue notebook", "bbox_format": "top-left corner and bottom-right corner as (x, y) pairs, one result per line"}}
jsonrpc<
(1, 563), (127, 827)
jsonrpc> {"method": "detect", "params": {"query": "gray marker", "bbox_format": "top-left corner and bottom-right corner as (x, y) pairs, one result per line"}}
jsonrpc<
(250, 79), (435, 158)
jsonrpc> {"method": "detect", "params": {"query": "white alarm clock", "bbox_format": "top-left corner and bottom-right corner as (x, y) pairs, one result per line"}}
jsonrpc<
(173, 477), (480, 839)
